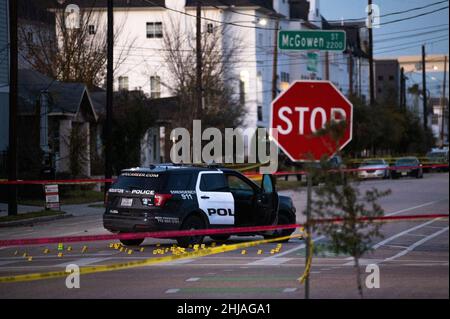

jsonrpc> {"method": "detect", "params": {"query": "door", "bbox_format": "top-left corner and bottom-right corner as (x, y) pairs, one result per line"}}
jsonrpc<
(196, 172), (235, 225)
(255, 174), (278, 225)
(225, 173), (257, 226)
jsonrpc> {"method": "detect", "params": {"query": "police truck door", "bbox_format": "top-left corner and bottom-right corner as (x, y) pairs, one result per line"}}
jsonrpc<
(196, 172), (235, 225)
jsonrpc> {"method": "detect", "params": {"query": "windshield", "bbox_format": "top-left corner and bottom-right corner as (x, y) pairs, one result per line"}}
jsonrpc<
(395, 158), (417, 166)
(361, 160), (385, 166)
(112, 175), (163, 191)
(427, 152), (447, 159)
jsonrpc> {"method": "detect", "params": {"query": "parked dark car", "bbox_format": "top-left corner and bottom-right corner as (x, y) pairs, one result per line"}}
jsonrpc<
(391, 157), (423, 179)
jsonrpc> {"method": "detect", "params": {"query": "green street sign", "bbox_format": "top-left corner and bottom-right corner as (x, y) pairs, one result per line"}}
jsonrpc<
(307, 52), (318, 72)
(278, 30), (346, 52)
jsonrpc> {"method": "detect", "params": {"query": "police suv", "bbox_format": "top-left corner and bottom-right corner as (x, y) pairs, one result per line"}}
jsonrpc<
(103, 164), (297, 246)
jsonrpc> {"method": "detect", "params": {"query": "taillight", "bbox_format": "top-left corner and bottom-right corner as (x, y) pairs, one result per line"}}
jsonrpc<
(104, 192), (109, 205)
(154, 193), (173, 207)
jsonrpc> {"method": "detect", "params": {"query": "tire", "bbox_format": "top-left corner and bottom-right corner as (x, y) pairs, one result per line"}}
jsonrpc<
(264, 213), (294, 243)
(210, 234), (231, 242)
(177, 215), (206, 247)
(120, 238), (144, 246)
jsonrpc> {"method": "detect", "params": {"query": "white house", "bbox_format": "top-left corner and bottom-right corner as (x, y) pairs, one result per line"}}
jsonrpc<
(50, 0), (370, 164)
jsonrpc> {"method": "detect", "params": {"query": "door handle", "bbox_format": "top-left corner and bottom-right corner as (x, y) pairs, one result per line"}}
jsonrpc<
(201, 196), (210, 199)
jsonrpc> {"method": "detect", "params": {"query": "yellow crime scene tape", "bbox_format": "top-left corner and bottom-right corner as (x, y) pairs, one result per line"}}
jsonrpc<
(0, 233), (305, 284)
(298, 232), (314, 284)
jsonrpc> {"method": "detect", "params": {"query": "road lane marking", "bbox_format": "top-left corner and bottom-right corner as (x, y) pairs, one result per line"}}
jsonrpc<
(247, 257), (293, 266)
(186, 277), (200, 282)
(373, 218), (442, 250)
(55, 257), (112, 267)
(0, 260), (20, 266)
(165, 289), (179, 294)
(386, 200), (446, 216)
(283, 288), (297, 293)
(247, 235), (325, 266)
(383, 227), (449, 263)
(343, 218), (443, 265)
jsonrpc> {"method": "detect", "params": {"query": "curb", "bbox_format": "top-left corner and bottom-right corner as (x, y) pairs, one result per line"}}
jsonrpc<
(0, 213), (73, 228)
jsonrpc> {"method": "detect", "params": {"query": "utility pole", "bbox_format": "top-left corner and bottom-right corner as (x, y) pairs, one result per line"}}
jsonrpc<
(105, 0), (113, 193)
(422, 45), (427, 130)
(325, 51), (330, 81)
(272, 18), (279, 100)
(400, 67), (405, 109)
(196, 1), (202, 118)
(441, 55), (447, 145)
(368, 0), (375, 106)
(348, 51), (354, 96)
(8, 0), (18, 216)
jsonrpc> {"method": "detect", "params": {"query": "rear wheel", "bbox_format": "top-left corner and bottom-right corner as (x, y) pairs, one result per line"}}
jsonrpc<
(120, 238), (144, 246)
(177, 215), (206, 247)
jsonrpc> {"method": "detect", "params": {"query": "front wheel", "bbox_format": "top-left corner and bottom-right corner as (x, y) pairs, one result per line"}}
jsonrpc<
(177, 215), (206, 247)
(264, 213), (294, 243)
(120, 238), (144, 246)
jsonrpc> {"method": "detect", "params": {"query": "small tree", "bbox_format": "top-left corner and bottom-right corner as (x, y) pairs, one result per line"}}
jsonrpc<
(110, 91), (156, 174)
(308, 121), (391, 298)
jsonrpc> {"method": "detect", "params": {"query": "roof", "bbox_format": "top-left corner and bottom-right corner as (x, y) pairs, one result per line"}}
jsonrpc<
(47, 0), (165, 9)
(18, 69), (98, 120)
(185, 0), (273, 11)
(121, 164), (221, 174)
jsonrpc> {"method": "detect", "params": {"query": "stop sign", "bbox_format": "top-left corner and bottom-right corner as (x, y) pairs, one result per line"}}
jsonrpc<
(270, 80), (353, 162)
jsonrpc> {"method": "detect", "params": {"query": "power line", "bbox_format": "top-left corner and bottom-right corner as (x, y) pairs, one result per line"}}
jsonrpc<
(211, 0), (449, 24)
(142, 0), (449, 31)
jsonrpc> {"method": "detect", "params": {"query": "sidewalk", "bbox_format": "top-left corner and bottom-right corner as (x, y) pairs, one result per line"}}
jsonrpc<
(0, 202), (104, 217)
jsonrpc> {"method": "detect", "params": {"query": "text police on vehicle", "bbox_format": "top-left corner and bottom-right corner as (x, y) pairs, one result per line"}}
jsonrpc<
(103, 164), (297, 246)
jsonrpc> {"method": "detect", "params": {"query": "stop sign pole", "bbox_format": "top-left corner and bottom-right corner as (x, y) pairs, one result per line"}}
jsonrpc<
(270, 80), (353, 299)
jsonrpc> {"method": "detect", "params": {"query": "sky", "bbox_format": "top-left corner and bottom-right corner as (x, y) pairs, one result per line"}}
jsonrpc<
(320, 0), (449, 96)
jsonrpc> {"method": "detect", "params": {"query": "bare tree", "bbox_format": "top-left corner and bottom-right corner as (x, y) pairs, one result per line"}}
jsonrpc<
(18, 0), (135, 89)
(162, 17), (245, 131)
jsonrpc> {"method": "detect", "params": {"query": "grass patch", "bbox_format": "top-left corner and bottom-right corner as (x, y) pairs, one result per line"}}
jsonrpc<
(0, 210), (65, 223)
(275, 179), (306, 191)
(14, 190), (104, 206)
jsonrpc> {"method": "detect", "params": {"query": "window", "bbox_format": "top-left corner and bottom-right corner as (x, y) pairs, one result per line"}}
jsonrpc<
(257, 106), (263, 122)
(88, 25), (96, 35)
(389, 75), (395, 81)
(118, 76), (129, 91)
(165, 173), (193, 191)
(227, 175), (254, 192)
(207, 23), (214, 33)
(281, 72), (290, 83)
(200, 174), (229, 192)
(239, 80), (245, 105)
(378, 75), (384, 81)
(146, 22), (163, 38)
(150, 76), (161, 98)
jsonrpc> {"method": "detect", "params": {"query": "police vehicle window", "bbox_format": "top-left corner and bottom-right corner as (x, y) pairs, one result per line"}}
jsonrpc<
(262, 175), (274, 193)
(113, 175), (162, 191)
(165, 173), (192, 191)
(227, 175), (253, 191)
(200, 174), (229, 192)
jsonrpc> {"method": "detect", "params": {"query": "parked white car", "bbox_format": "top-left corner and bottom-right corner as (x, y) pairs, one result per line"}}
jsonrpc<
(358, 159), (390, 179)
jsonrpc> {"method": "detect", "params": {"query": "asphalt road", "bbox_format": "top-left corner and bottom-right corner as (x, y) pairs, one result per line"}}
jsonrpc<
(0, 173), (448, 299)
